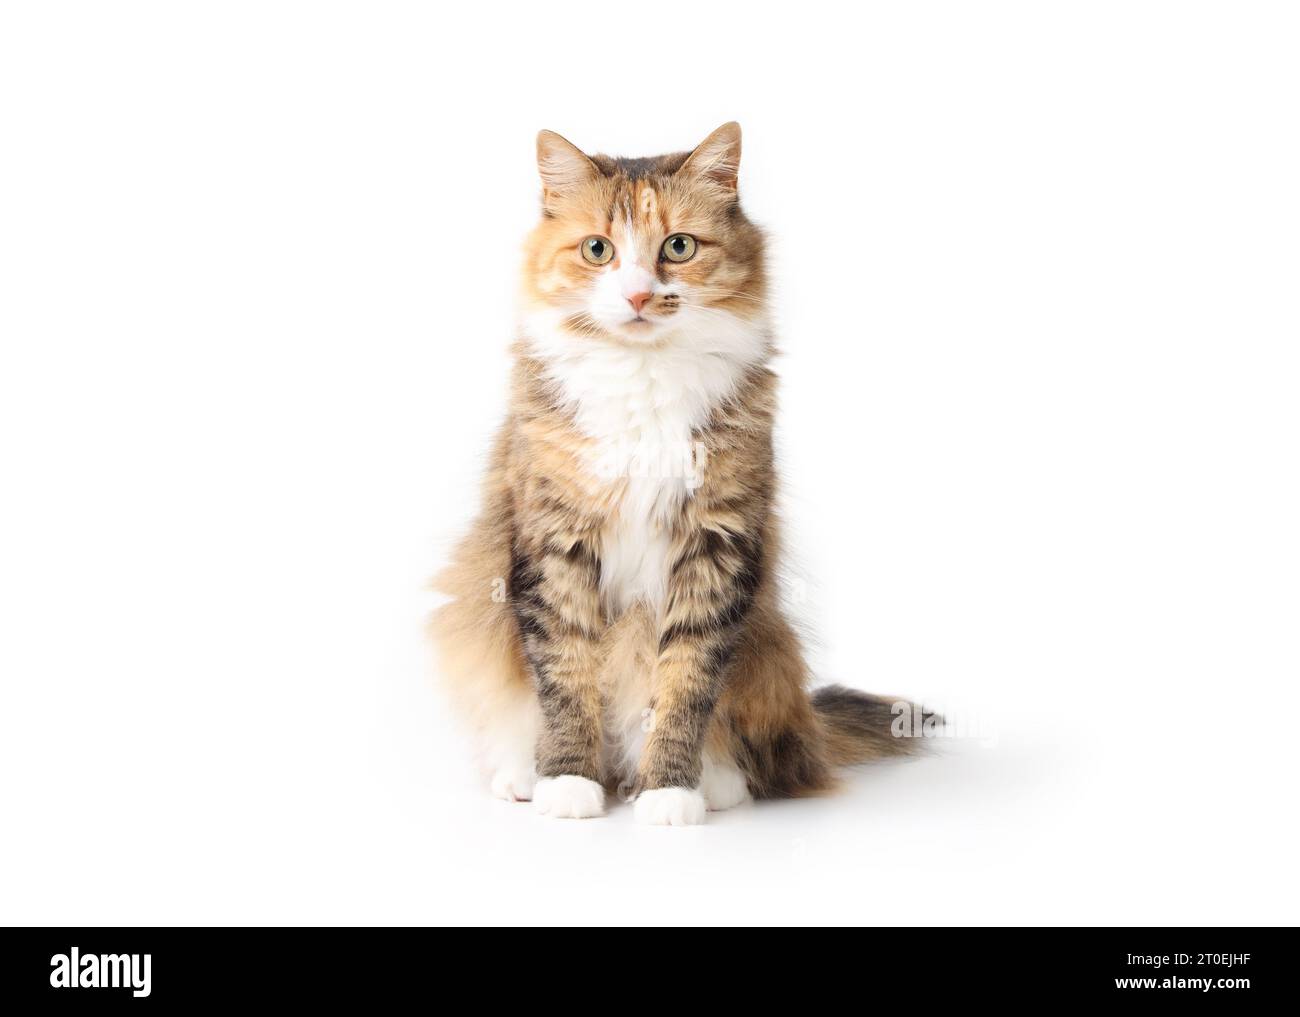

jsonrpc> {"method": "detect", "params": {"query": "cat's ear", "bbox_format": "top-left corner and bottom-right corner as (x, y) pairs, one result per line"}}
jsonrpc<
(536, 130), (598, 204)
(678, 122), (742, 190)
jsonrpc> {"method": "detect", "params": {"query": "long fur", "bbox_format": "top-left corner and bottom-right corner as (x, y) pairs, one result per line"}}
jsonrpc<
(430, 124), (922, 823)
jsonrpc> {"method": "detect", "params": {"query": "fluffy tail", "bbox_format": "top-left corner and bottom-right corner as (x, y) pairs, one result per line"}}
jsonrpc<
(729, 684), (931, 799)
(811, 685), (930, 766)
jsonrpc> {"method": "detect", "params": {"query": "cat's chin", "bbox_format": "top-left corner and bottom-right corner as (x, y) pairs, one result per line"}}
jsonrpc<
(604, 319), (670, 345)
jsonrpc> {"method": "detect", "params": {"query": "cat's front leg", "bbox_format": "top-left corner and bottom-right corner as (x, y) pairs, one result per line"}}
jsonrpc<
(635, 525), (763, 825)
(510, 531), (607, 819)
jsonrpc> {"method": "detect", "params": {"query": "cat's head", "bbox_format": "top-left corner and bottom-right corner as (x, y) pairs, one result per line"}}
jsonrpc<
(521, 123), (766, 348)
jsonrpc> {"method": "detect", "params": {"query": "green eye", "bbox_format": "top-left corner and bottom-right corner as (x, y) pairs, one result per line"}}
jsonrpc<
(662, 234), (697, 263)
(580, 236), (614, 265)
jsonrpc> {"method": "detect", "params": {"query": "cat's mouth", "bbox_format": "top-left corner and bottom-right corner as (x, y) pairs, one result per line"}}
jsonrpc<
(570, 308), (669, 344)
(611, 315), (666, 343)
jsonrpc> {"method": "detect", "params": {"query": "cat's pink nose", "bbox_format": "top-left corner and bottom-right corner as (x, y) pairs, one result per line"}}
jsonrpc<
(627, 292), (652, 314)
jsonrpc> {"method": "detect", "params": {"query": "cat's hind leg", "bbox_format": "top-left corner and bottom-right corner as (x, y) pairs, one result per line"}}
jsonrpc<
(431, 594), (541, 801)
(484, 689), (541, 802)
(700, 747), (750, 812)
(430, 519), (541, 803)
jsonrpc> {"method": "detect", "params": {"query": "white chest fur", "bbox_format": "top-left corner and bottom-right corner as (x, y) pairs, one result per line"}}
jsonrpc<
(526, 312), (765, 617)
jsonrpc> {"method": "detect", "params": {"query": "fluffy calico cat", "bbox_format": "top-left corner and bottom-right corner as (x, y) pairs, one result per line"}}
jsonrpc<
(431, 123), (920, 825)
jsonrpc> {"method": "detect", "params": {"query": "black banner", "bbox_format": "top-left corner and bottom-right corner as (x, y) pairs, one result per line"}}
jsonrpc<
(0, 928), (1284, 1006)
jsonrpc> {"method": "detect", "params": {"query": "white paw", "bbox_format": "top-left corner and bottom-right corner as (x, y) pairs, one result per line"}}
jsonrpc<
(700, 756), (750, 812)
(533, 775), (605, 819)
(490, 761), (536, 802)
(634, 787), (708, 826)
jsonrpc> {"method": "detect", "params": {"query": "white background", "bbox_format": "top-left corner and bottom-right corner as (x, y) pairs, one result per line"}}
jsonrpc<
(2, 2), (1297, 926)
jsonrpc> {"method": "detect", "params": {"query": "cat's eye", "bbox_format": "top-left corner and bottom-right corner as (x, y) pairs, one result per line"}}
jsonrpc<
(580, 236), (614, 265)
(662, 234), (697, 263)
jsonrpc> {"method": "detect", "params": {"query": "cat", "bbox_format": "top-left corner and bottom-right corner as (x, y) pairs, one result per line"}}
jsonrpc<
(430, 123), (922, 825)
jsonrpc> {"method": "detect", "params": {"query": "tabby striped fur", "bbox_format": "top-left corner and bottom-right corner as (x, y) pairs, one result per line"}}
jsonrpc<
(431, 124), (921, 825)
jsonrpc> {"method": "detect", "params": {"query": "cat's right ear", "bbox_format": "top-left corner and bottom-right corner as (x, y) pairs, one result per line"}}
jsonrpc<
(536, 130), (598, 206)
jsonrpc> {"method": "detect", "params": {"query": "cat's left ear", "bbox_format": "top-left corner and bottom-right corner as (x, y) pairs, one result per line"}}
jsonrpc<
(678, 122), (742, 190)
(536, 130), (598, 205)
